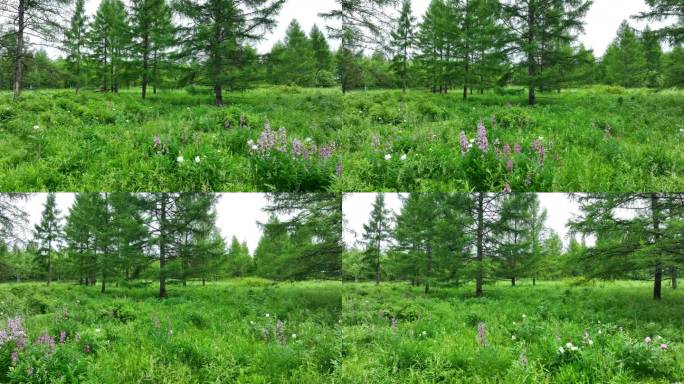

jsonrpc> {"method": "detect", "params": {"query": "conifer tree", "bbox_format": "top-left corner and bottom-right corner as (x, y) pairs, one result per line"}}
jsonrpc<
(34, 193), (62, 286)
(361, 194), (393, 284)
(389, 0), (415, 92)
(601, 21), (648, 87)
(501, 0), (592, 105)
(64, 0), (88, 93)
(175, 0), (285, 106)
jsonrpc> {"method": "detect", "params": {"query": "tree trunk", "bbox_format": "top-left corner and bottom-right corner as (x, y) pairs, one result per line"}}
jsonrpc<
(47, 243), (52, 286)
(202, 277), (206, 286)
(651, 194), (662, 300)
(533, 277), (536, 286)
(375, 241), (381, 285)
(159, 195), (167, 299)
(101, 276), (106, 293)
(425, 244), (432, 294)
(214, 83), (223, 107)
(142, 33), (149, 99)
(475, 193), (484, 297)
(511, 277), (515, 286)
(672, 268), (678, 289)
(13, 0), (25, 99)
(153, 49), (158, 95)
(527, 7), (536, 106)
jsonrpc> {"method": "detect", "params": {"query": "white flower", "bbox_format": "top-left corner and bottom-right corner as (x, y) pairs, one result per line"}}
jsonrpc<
(291, 333), (297, 339)
(522, 314), (526, 318)
(558, 346), (565, 354)
(512, 321), (516, 325)
(95, 328), (101, 333)
(194, 156), (201, 163)
(400, 154), (407, 161)
(597, 320), (601, 324)
(265, 313), (270, 318)
(251, 144), (258, 151)
(645, 336), (652, 344)
(598, 329), (602, 334)
(33, 125), (40, 130)
(250, 321), (255, 325)
(587, 339), (593, 345)
(305, 137), (312, 142)
(565, 342), (573, 349)
(511, 335), (517, 340)
(177, 156), (184, 163)
(384, 154), (392, 161)
(421, 331), (427, 336)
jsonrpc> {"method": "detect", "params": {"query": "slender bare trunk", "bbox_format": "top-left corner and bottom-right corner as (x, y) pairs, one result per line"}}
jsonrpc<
(651, 194), (662, 300)
(425, 244), (432, 294)
(13, 0), (25, 99)
(159, 195), (167, 299)
(475, 193), (484, 297)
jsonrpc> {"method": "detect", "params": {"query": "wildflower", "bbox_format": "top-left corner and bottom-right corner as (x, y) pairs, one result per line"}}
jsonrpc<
(506, 159), (514, 172)
(503, 184), (512, 193)
(27, 366), (34, 376)
(60, 331), (66, 344)
(292, 139), (303, 156)
(421, 331), (427, 337)
(400, 154), (407, 161)
(525, 175), (532, 187)
(291, 333), (297, 339)
(522, 314), (526, 319)
(261, 327), (270, 341)
(33, 125), (40, 130)
(276, 127), (288, 152)
(36, 331), (55, 353)
(265, 314), (270, 317)
(251, 144), (258, 151)
(519, 351), (528, 367)
(154, 135), (162, 147)
(459, 131), (469, 154)
(511, 335), (517, 340)
(194, 156), (200, 164)
(660, 343), (668, 350)
(390, 317), (398, 333)
(84, 344), (91, 353)
(11, 351), (18, 365)
(276, 319), (286, 344)
(565, 342), (579, 351)
(168, 329), (173, 336)
(587, 339), (593, 345)
(558, 346), (565, 354)
(384, 154), (392, 161)
(305, 137), (312, 142)
(645, 336), (652, 344)
(514, 143), (522, 154)
(319, 144), (334, 159)
(177, 156), (184, 163)
(503, 143), (511, 157)
(336, 162), (343, 177)
(476, 119), (489, 151)
(477, 322), (487, 346)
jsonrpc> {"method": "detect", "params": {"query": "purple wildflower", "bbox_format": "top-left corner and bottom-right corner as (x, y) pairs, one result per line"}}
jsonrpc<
(84, 344), (91, 354)
(503, 183), (512, 193)
(27, 366), (34, 376)
(506, 159), (514, 172)
(371, 135), (381, 149)
(532, 139), (545, 165)
(459, 131), (469, 154)
(17, 335), (26, 351)
(319, 144), (334, 159)
(336, 162), (343, 177)
(261, 327), (270, 341)
(503, 143), (511, 157)
(36, 331), (55, 353)
(75, 332), (81, 342)
(514, 143), (522, 154)
(154, 135), (162, 147)
(60, 331), (67, 344)
(477, 322), (487, 346)
(276, 127), (287, 152)
(276, 319), (286, 345)
(257, 121), (276, 151)
(476, 119), (489, 151)
(11, 351), (18, 365)
(525, 175), (532, 187)
(292, 139), (303, 157)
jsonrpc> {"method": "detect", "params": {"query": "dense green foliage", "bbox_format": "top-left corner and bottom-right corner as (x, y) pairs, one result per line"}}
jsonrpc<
(0, 280), (341, 383)
(1, 87), (682, 192)
(341, 281), (684, 383)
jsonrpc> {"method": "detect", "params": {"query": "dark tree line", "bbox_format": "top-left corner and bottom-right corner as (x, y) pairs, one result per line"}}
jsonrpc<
(0, 193), (343, 297)
(346, 193), (683, 300)
(0, 0), (341, 105)
(342, 0), (684, 103)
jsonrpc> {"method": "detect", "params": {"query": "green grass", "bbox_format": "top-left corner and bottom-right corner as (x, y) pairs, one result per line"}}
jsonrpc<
(340, 87), (683, 191)
(339, 280), (684, 383)
(0, 279), (341, 383)
(1, 86), (682, 191)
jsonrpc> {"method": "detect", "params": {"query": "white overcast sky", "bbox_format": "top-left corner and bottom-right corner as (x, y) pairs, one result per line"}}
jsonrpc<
(408, 0), (672, 55)
(343, 193), (583, 250)
(15, 193), (272, 255)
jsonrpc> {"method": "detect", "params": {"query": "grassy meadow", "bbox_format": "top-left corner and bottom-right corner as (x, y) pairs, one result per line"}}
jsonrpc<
(1, 86), (682, 192)
(0, 279), (341, 383)
(339, 281), (684, 383)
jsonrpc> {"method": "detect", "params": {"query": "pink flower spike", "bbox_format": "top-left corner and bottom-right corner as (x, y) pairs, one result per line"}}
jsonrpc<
(660, 343), (668, 350)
